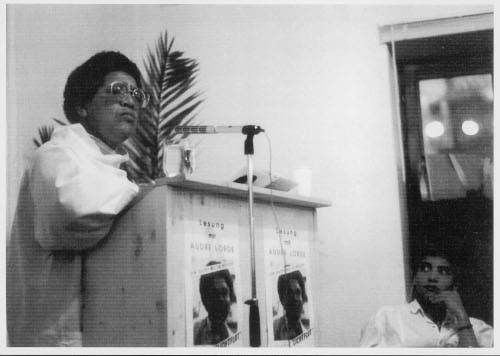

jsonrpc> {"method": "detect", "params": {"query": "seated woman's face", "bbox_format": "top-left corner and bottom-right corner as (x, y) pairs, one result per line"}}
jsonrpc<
(83, 71), (141, 149)
(413, 256), (454, 304)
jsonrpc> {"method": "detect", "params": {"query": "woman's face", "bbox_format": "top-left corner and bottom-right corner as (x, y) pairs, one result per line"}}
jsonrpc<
(413, 256), (454, 304)
(204, 277), (231, 323)
(281, 279), (304, 321)
(83, 71), (141, 149)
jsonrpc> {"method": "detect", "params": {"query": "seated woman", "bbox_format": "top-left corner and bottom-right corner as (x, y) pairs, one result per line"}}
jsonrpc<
(359, 246), (493, 347)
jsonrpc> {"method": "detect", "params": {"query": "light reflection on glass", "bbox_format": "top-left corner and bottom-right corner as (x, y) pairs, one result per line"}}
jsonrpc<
(462, 120), (479, 136)
(425, 121), (445, 138)
(418, 74), (493, 201)
(419, 74), (492, 156)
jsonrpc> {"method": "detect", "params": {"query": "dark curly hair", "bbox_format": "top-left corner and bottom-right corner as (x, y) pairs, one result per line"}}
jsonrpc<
(411, 242), (461, 280)
(63, 51), (143, 123)
(277, 270), (308, 302)
(199, 261), (237, 304)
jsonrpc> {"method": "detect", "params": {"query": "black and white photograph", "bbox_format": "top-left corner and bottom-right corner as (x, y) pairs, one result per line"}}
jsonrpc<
(192, 262), (240, 347)
(272, 269), (312, 345)
(3, 0), (495, 353)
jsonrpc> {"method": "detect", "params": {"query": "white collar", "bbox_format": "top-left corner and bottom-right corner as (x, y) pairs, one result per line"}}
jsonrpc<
(409, 299), (459, 327)
(89, 133), (129, 159)
(409, 299), (424, 315)
(49, 124), (130, 168)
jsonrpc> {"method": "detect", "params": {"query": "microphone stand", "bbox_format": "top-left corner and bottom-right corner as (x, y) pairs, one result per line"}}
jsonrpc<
(242, 126), (261, 347)
(173, 124), (263, 346)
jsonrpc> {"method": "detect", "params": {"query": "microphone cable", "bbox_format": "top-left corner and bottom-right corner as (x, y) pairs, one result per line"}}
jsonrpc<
(263, 132), (289, 275)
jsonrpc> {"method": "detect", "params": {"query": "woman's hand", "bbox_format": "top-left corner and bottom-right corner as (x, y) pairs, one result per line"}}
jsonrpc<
(429, 286), (468, 322)
(430, 286), (479, 347)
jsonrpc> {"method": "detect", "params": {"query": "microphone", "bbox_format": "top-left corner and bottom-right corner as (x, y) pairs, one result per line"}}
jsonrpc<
(173, 125), (264, 135)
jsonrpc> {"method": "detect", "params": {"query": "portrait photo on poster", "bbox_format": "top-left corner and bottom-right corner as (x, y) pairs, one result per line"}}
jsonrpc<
(272, 268), (313, 346)
(188, 259), (242, 347)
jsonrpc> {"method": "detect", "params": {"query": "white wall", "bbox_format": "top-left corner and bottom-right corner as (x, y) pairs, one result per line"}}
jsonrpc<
(6, 3), (493, 347)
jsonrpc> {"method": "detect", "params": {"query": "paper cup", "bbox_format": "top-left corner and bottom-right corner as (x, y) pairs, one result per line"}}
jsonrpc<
(292, 167), (312, 196)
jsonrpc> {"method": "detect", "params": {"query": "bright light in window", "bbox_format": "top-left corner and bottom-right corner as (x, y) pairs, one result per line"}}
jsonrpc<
(425, 121), (445, 138)
(462, 120), (479, 135)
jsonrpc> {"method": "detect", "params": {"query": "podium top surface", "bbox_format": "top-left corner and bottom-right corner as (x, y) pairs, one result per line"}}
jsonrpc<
(145, 176), (332, 209)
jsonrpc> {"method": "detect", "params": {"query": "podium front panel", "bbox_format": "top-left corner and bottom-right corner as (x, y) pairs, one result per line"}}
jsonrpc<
(82, 181), (324, 347)
(82, 185), (169, 346)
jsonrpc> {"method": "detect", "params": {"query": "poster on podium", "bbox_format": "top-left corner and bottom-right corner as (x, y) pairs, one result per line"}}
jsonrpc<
(184, 216), (242, 347)
(264, 226), (315, 347)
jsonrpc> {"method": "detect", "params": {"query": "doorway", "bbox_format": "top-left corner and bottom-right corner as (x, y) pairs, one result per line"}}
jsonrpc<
(389, 25), (493, 324)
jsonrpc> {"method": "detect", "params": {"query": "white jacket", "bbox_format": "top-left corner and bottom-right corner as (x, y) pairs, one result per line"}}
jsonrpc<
(7, 124), (139, 346)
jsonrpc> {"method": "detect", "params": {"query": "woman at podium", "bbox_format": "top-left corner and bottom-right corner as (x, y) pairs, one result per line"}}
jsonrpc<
(7, 51), (148, 346)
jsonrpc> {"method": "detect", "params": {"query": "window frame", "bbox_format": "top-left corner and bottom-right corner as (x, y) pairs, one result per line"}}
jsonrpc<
(379, 13), (494, 321)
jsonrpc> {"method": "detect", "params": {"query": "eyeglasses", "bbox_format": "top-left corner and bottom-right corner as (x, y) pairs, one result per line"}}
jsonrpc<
(105, 81), (150, 108)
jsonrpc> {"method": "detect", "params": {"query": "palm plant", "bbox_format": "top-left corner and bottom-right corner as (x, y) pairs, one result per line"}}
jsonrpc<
(124, 31), (204, 182)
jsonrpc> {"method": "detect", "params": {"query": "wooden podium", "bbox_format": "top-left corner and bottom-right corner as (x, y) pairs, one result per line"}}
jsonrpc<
(82, 176), (331, 347)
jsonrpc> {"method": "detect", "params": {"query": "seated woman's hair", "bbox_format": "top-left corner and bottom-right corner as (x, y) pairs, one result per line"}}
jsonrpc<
(411, 242), (462, 280)
(63, 51), (143, 123)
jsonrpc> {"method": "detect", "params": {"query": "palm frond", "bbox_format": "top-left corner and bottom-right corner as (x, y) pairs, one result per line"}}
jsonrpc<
(53, 118), (67, 126)
(125, 30), (204, 179)
(33, 119), (67, 148)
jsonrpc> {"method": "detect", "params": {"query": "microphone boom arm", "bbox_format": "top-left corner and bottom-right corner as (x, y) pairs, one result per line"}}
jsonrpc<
(173, 125), (264, 135)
